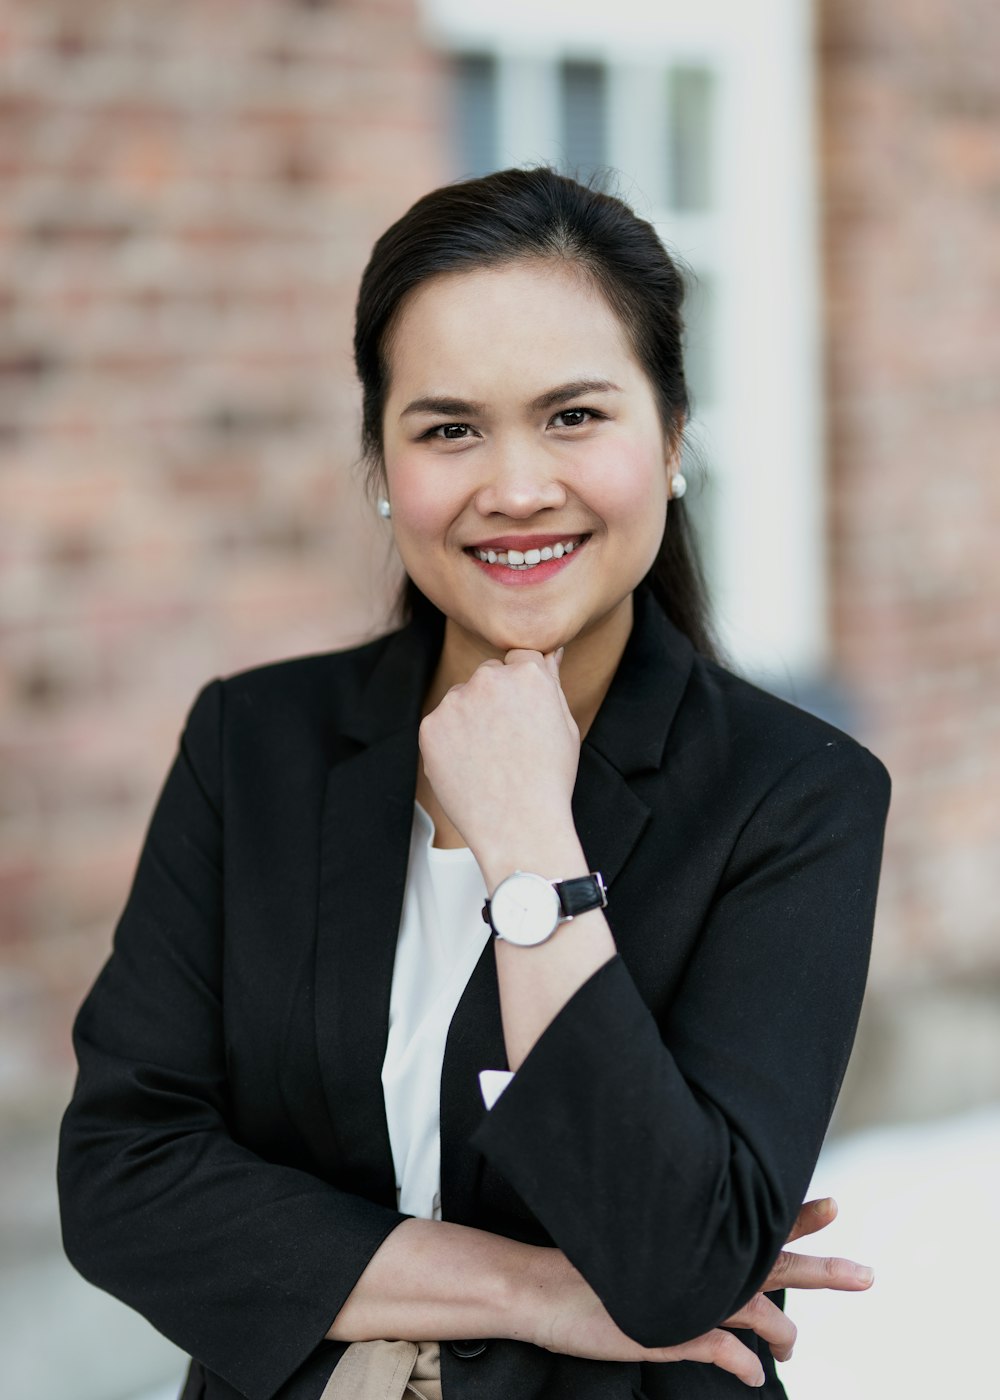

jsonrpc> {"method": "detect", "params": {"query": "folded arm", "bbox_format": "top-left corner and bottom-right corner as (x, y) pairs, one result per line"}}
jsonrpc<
(469, 741), (891, 1348)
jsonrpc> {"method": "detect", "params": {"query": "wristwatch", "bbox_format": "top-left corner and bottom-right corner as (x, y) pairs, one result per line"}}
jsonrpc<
(481, 869), (608, 947)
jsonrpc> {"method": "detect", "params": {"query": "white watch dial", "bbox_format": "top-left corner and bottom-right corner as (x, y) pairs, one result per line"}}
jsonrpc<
(490, 872), (562, 946)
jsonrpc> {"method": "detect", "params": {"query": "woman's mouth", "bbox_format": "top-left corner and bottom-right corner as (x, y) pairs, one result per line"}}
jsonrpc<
(463, 534), (592, 585)
(466, 534), (590, 569)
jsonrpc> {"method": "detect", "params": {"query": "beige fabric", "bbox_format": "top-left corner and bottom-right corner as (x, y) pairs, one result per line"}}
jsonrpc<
(320, 1338), (442, 1400)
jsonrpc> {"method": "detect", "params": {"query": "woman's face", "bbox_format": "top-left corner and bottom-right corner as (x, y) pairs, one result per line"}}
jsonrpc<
(380, 259), (677, 660)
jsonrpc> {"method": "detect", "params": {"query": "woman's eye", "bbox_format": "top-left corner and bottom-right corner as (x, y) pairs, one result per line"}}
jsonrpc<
(553, 407), (598, 428)
(424, 423), (471, 441)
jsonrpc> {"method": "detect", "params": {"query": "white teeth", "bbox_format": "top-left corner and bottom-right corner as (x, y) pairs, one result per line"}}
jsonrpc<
(470, 536), (587, 569)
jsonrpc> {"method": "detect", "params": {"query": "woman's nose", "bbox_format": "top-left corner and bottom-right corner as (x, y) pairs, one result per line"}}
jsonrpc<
(473, 445), (568, 518)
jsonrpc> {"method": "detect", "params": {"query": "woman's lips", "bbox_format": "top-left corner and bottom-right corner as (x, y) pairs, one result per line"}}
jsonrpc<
(468, 532), (588, 552)
(462, 532), (588, 582)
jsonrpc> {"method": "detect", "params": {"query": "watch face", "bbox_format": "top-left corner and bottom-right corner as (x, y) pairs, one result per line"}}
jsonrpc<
(490, 872), (562, 946)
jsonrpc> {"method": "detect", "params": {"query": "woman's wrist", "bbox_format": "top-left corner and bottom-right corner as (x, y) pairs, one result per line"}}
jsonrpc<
(476, 815), (587, 894)
(326, 1218), (555, 1345)
(502, 1243), (574, 1347)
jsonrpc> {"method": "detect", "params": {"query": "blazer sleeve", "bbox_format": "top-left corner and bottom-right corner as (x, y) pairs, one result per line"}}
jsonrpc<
(469, 738), (891, 1349)
(57, 679), (412, 1400)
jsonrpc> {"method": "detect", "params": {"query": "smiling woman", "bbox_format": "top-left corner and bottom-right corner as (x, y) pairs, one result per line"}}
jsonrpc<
(58, 168), (890, 1400)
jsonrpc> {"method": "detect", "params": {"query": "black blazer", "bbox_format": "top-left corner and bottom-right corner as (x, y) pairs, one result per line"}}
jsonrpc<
(57, 583), (891, 1400)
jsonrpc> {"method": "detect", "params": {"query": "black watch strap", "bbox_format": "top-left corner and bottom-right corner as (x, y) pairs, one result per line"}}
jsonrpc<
(556, 871), (608, 918)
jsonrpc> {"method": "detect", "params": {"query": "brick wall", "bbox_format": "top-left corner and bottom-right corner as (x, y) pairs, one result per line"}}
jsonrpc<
(3, 0), (998, 1132)
(0, 0), (445, 1119)
(820, 0), (1000, 990)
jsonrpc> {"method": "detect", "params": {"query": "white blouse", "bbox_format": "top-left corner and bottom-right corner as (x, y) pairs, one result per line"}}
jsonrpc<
(380, 799), (514, 1220)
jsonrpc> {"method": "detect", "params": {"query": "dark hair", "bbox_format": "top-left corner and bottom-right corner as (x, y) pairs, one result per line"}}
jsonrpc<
(353, 165), (720, 660)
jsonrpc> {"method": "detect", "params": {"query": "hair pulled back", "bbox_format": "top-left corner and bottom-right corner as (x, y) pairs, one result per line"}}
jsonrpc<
(353, 165), (718, 659)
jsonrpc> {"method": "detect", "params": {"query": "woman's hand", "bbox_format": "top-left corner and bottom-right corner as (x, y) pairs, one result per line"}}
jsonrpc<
(757, 1194), (873, 1296)
(721, 1195), (874, 1364)
(418, 648), (580, 863)
(526, 1251), (778, 1389)
(523, 1196), (873, 1387)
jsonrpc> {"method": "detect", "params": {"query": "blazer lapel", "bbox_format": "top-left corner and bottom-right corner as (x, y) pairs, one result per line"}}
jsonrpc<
(314, 616), (440, 1209)
(438, 937), (506, 1226)
(571, 582), (695, 916)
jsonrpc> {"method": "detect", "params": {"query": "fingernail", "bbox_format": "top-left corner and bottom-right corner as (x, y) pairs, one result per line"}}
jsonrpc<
(815, 1197), (833, 1213)
(555, 646), (565, 665)
(854, 1265), (874, 1284)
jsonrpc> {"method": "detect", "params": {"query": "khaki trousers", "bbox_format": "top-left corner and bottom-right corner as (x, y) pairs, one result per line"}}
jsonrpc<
(320, 1339), (442, 1400)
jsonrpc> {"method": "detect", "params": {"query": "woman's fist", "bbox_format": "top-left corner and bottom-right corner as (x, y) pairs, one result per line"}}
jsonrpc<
(417, 648), (580, 862)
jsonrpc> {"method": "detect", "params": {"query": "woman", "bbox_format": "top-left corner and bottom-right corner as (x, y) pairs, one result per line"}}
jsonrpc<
(58, 167), (890, 1400)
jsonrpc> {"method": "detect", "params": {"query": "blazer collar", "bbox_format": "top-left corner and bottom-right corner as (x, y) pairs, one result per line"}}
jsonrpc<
(338, 609), (443, 747)
(583, 582), (694, 776)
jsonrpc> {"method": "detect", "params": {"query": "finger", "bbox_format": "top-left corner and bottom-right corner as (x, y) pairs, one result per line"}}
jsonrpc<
(548, 667), (579, 734)
(764, 1248), (875, 1293)
(503, 648), (545, 665)
(785, 1196), (837, 1245)
(724, 1292), (797, 1363)
(680, 1329), (766, 1388)
(544, 649), (573, 708)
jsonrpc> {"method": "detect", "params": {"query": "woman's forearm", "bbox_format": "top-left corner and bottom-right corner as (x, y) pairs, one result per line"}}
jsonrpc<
(478, 824), (616, 1071)
(325, 1217), (554, 1345)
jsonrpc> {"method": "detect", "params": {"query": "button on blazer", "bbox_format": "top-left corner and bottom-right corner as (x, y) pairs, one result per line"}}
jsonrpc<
(57, 582), (891, 1400)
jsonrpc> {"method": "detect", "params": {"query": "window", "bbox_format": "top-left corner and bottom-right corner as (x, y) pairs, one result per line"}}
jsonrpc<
(452, 54), (499, 178)
(559, 61), (607, 180)
(668, 67), (714, 212)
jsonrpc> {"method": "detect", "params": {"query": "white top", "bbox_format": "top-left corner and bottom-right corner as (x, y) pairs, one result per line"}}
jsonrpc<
(380, 800), (514, 1220)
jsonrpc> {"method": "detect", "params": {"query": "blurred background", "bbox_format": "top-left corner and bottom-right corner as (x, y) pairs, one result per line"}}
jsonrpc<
(1, 1), (997, 1396)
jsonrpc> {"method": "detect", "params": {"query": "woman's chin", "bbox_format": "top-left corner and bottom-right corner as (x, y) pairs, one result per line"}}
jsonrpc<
(442, 605), (570, 661)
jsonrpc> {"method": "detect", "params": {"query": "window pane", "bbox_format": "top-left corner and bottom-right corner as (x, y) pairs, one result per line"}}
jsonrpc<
(452, 54), (498, 177)
(682, 268), (714, 410)
(669, 66), (714, 211)
(559, 61), (607, 181)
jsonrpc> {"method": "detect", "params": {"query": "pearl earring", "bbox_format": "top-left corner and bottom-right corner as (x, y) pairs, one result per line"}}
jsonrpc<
(670, 473), (687, 499)
(377, 496), (392, 519)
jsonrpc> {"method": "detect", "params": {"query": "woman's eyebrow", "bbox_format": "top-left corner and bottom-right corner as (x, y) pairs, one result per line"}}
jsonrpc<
(529, 379), (622, 412)
(400, 395), (487, 420)
(400, 379), (622, 421)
